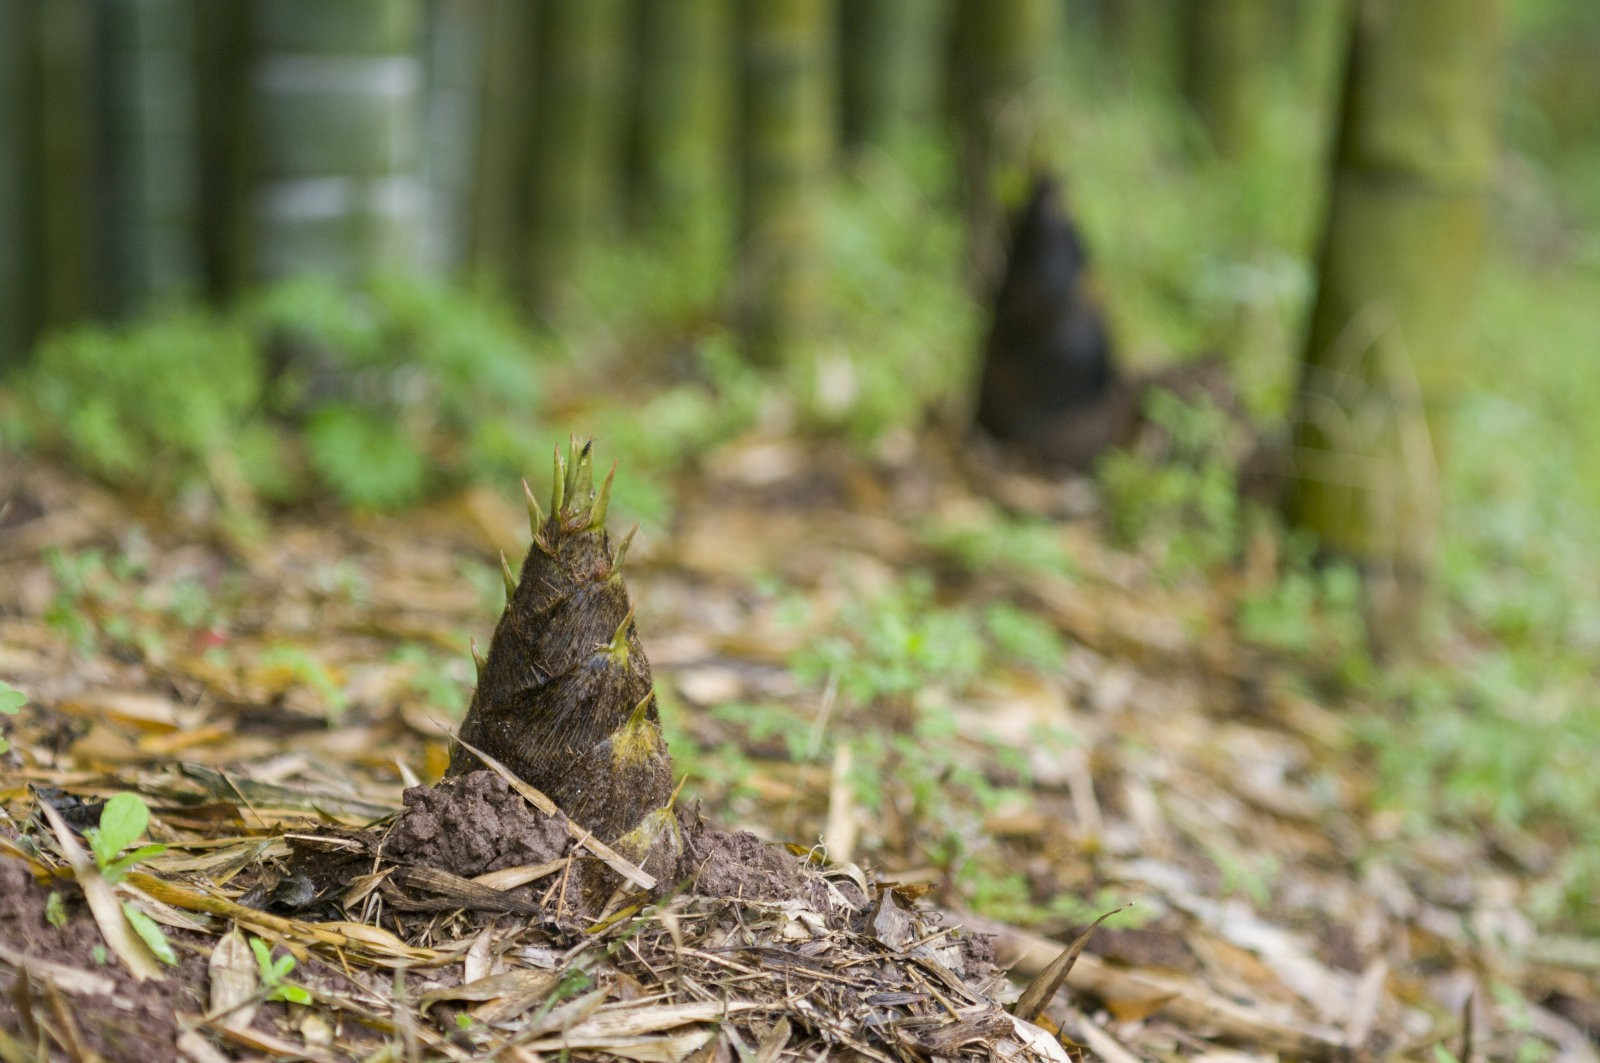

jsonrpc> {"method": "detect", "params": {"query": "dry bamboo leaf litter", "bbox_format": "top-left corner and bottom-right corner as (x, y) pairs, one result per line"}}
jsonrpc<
(3, 448), (1597, 1059)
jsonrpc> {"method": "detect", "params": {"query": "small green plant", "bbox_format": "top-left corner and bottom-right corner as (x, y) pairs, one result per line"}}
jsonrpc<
(37, 546), (170, 661)
(782, 574), (1067, 879)
(578, 332), (766, 530)
(260, 645), (348, 721)
(1097, 390), (1243, 579)
(655, 686), (761, 810)
(25, 311), (260, 495)
(983, 602), (1068, 672)
(791, 574), (1071, 712)
(791, 572), (986, 707)
(309, 560), (370, 605)
(81, 793), (178, 966)
(16, 274), (553, 512)
(0, 679), (23, 754)
(530, 968), (594, 1026)
(85, 793), (166, 884)
(799, 144), (980, 444)
(1236, 536), (1370, 686)
(919, 510), (1078, 581)
(45, 891), (66, 928)
(122, 901), (177, 966)
(393, 644), (469, 717)
(676, 576), (1012, 846)
(250, 937), (313, 1005)
(1206, 842), (1279, 907)
(44, 548), (112, 653)
(710, 702), (816, 762)
(162, 577), (216, 630)
(960, 865), (1147, 930)
(304, 404), (429, 510)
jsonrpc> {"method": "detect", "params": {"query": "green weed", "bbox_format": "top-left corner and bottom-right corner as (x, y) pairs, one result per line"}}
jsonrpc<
(983, 602), (1068, 673)
(655, 685), (761, 809)
(1097, 390), (1243, 579)
(710, 702), (816, 763)
(85, 793), (166, 883)
(44, 548), (115, 654)
(919, 509), (1078, 581)
(392, 644), (470, 718)
(25, 312), (260, 495)
(250, 937), (313, 1005)
(778, 573), (1078, 902)
(791, 573), (986, 706)
(579, 332), (766, 529)
(961, 866), (1146, 930)
(1237, 537), (1370, 685)
(260, 645), (348, 723)
(81, 793), (178, 966)
(16, 275), (549, 513)
(0, 680), (25, 754)
(304, 404), (429, 510)
(797, 142), (980, 443)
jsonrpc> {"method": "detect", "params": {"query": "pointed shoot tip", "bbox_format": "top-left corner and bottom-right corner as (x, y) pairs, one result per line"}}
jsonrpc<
(589, 462), (616, 530)
(522, 477), (545, 535)
(550, 446), (566, 516)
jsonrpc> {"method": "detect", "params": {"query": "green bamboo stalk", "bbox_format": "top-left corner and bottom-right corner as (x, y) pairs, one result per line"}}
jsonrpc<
(1182, 0), (1272, 157)
(1288, 0), (1503, 625)
(194, 0), (252, 303)
(1101, 0), (1180, 91)
(0, 0), (38, 365)
(35, 0), (99, 327)
(466, 0), (536, 296)
(527, 0), (628, 317)
(99, 0), (203, 315)
(836, 0), (944, 157)
(626, 0), (729, 241)
(946, 0), (1060, 285)
(248, 0), (425, 280)
(422, 0), (487, 274)
(737, 0), (831, 365)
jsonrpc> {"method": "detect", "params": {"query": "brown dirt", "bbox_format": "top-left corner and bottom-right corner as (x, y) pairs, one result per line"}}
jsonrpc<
(360, 773), (853, 921)
(381, 770), (570, 877)
(0, 848), (208, 1063)
(684, 816), (837, 909)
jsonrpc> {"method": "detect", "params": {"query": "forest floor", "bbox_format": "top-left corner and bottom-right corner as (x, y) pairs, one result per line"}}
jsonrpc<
(1, 427), (1597, 1061)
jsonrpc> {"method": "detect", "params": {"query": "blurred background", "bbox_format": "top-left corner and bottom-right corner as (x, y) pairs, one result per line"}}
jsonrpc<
(2, 0), (1600, 1014)
(1, 0), (1596, 516)
(3, 0), (1596, 629)
(0, 0), (1595, 515)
